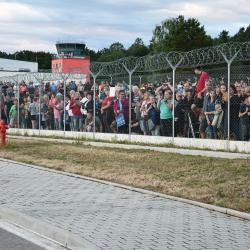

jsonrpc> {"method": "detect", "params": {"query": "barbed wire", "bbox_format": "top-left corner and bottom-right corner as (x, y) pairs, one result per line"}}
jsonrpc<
(90, 42), (250, 77)
(0, 73), (86, 84)
(0, 42), (249, 83)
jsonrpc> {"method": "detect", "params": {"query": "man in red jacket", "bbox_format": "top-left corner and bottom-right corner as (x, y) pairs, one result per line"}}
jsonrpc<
(190, 66), (209, 136)
(191, 66), (209, 113)
(194, 66), (209, 97)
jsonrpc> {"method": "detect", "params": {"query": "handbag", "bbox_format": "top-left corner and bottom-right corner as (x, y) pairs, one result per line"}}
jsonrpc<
(81, 99), (89, 115)
(116, 113), (126, 127)
(212, 103), (223, 128)
(115, 100), (126, 127)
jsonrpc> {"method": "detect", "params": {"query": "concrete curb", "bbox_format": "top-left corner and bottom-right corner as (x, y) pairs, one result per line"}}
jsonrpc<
(0, 219), (69, 250)
(0, 157), (249, 221)
(0, 206), (98, 250)
(7, 128), (250, 153)
(7, 135), (250, 159)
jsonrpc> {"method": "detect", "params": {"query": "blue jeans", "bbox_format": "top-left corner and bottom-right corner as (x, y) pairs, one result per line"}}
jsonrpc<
(73, 115), (83, 131)
(21, 117), (29, 129)
(54, 117), (62, 130)
(140, 119), (151, 135)
(206, 125), (217, 139)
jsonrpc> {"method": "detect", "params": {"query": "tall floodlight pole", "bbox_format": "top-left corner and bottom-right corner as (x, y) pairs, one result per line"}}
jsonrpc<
(220, 50), (240, 142)
(90, 69), (103, 139)
(165, 56), (183, 141)
(122, 63), (138, 141)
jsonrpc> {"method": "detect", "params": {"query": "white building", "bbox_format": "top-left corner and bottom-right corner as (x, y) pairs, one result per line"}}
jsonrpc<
(0, 58), (38, 78)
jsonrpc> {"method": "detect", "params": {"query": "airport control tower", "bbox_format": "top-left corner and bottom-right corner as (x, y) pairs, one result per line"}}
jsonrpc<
(51, 41), (90, 82)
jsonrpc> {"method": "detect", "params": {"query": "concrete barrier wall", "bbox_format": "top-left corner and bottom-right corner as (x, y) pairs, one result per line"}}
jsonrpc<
(7, 128), (250, 153)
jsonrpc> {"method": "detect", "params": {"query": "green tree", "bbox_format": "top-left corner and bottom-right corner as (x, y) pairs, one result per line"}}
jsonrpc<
(0, 51), (12, 59)
(214, 30), (231, 45)
(36, 51), (53, 69)
(127, 38), (149, 57)
(83, 47), (101, 61)
(17, 51), (52, 69)
(98, 42), (126, 61)
(150, 15), (213, 53)
(232, 25), (250, 42)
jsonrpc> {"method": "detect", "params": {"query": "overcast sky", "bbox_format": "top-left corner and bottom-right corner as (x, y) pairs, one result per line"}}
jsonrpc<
(0, 0), (249, 53)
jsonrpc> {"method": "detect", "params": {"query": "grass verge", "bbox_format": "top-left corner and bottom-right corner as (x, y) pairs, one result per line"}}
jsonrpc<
(9, 132), (250, 154)
(0, 139), (249, 212)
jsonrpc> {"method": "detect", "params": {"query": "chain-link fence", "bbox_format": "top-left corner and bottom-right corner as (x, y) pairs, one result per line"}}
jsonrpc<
(0, 42), (250, 142)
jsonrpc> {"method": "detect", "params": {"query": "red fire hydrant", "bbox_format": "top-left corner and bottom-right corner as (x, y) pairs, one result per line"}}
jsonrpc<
(0, 119), (8, 145)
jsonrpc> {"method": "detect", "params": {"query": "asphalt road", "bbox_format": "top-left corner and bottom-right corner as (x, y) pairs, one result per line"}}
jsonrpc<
(0, 228), (46, 250)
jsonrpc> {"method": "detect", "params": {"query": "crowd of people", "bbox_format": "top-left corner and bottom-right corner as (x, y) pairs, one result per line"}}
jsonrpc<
(0, 66), (250, 141)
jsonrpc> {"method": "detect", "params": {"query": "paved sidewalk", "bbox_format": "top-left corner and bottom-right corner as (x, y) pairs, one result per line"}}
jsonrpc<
(0, 159), (249, 250)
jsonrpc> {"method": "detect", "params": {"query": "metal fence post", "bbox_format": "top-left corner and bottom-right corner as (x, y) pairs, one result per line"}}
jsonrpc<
(63, 79), (66, 135)
(122, 64), (138, 141)
(33, 73), (45, 134)
(129, 72), (132, 139)
(247, 77), (250, 85)
(60, 73), (70, 137)
(139, 75), (142, 85)
(39, 82), (41, 133)
(10, 75), (20, 129)
(90, 69), (103, 139)
(220, 50), (240, 143)
(165, 57), (183, 142)
(93, 75), (97, 139)
(17, 82), (20, 128)
(0, 84), (2, 120)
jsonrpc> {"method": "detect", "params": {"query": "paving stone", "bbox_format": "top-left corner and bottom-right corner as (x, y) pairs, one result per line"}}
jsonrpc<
(0, 160), (249, 250)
